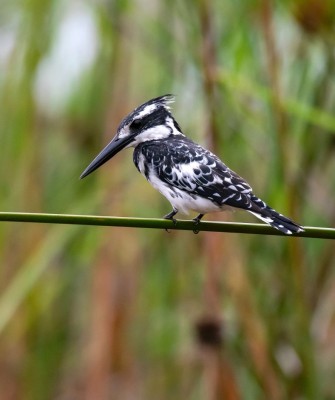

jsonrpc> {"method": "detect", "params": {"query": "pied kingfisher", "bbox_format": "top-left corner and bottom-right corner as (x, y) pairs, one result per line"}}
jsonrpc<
(81, 95), (304, 235)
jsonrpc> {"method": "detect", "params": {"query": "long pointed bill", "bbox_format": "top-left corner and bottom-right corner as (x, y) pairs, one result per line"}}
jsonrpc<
(80, 134), (134, 179)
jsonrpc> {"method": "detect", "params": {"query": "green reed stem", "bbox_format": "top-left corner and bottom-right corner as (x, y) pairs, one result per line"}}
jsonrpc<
(0, 212), (333, 239)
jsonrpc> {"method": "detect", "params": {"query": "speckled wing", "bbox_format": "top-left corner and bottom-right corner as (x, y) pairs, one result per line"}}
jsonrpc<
(140, 137), (253, 207)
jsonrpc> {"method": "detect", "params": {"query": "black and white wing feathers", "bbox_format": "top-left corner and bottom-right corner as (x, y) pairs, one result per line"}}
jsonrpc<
(139, 137), (252, 202)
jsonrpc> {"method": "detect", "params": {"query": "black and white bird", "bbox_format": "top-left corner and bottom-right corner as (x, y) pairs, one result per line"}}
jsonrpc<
(81, 95), (304, 235)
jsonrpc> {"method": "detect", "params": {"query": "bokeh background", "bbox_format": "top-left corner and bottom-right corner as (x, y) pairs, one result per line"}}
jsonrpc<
(1, 0), (335, 399)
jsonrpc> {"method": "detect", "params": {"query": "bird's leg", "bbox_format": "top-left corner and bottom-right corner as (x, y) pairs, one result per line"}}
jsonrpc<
(164, 208), (178, 223)
(193, 214), (205, 235)
(163, 208), (178, 232)
(193, 213), (204, 225)
(192, 213), (204, 234)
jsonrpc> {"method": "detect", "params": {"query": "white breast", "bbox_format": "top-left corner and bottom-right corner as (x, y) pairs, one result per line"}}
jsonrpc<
(146, 168), (222, 215)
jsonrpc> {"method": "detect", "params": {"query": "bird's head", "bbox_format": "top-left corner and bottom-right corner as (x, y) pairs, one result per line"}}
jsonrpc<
(80, 94), (183, 178)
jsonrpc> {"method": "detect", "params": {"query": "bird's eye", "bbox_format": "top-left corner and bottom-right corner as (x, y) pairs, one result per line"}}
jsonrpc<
(130, 119), (142, 130)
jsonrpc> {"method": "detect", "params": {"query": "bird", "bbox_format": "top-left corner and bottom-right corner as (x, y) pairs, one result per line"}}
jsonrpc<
(80, 94), (304, 235)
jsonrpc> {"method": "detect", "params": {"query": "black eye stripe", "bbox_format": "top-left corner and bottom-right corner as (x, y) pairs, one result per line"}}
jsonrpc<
(128, 107), (169, 132)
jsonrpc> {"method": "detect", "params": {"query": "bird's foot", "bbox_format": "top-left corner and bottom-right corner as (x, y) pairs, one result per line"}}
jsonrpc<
(193, 214), (204, 225)
(164, 209), (178, 232)
(192, 214), (204, 234)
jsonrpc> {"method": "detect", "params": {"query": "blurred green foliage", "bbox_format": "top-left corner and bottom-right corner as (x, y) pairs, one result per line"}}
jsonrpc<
(0, 0), (335, 399)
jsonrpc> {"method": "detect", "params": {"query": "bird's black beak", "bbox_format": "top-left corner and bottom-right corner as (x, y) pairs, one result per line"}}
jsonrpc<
(80, 134), (134, 179)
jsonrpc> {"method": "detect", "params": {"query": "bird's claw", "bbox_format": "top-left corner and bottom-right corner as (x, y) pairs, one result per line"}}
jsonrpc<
(164, 216), (177, 233)
(192, 223), (200, 234)
(192, 218), (201, 234)
(192, 215), (203, 234)
(163, 210), (178, 232)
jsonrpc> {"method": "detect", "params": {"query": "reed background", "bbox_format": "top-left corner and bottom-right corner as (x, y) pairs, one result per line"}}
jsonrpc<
(1, 0), (335, 399)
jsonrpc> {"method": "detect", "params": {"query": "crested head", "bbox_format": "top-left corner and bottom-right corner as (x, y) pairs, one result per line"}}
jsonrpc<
(116, 94), (184, 147)
(125, 94), (175, 122)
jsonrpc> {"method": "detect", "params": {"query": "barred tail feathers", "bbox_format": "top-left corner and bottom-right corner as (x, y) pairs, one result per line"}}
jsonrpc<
(249, 196), (304, 235)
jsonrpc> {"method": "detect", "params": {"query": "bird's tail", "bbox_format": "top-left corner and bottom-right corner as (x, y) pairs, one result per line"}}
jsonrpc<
(248, 196), (304, 235)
